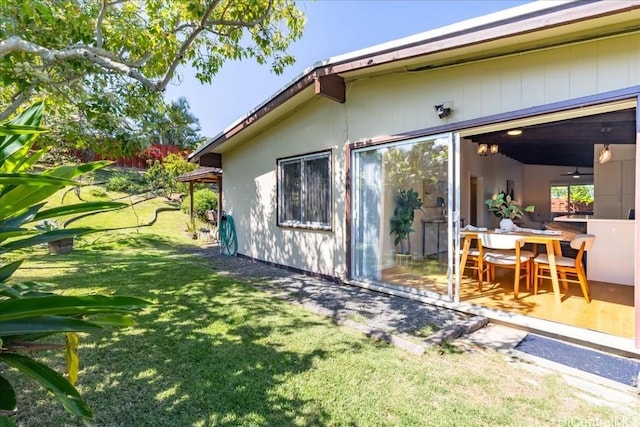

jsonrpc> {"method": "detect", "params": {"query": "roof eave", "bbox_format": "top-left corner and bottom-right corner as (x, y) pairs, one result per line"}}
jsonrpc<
(189, 0), (640, 160)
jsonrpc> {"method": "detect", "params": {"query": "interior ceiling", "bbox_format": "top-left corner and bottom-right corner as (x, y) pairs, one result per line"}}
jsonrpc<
(467, 108), (637, 168)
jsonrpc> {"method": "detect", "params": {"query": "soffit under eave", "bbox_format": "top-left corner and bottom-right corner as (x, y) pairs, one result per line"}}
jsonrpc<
(334, 9), (640, 82)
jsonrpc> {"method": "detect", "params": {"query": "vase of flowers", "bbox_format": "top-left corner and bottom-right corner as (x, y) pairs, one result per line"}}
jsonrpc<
(485, 191), (534, 231)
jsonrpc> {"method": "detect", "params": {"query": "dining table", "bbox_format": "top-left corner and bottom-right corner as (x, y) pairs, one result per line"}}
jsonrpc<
(459, 228), (566, 305)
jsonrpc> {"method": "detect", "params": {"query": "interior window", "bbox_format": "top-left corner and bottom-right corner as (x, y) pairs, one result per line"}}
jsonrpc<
(550, 184), (594, 214)
(278, 151), (331, 229)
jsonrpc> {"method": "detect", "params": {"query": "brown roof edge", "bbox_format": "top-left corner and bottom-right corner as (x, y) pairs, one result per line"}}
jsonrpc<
(176, 166), (222, 182)
(189, 0), (640, 160)
(189, 73), (317, 161)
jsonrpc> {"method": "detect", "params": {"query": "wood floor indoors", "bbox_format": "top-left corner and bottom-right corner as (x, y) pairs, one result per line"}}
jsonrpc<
(381, 260), (634, 339)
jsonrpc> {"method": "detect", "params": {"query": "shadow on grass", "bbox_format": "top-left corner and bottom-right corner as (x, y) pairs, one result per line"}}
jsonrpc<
(9, 234), (371, 426)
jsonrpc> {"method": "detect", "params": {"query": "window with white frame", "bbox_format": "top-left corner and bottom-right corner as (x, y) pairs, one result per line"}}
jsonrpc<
(278, 151), (331, 229)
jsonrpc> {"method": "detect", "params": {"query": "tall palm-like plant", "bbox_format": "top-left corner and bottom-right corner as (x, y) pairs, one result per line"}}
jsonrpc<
(389, 189), (423, 254)
(0, 103), (150, 425)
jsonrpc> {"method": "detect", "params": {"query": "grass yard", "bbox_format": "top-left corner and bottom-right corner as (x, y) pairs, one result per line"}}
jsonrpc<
(4, 185), (638, 426)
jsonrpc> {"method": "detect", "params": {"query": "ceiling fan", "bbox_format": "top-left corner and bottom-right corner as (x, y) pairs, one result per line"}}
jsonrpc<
(562, 167), (594, 178)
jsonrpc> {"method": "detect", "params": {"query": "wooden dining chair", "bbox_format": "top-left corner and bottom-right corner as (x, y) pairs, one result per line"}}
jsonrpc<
(532, 233), (595, 303)
(460, 234), (488, 291)
(478, 233), (535, 299)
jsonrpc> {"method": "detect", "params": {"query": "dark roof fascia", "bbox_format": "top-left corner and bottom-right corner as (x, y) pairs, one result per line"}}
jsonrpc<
(176, 166), (223, 182)
(189, 0), (640, 160)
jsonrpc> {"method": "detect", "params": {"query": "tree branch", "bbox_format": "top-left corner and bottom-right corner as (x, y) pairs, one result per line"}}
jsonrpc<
(95, 0), (109, 48)
(203, 0), (274, 29)
(156, 0), (274, 91)
(1, 36), (160, 91)
(155, 0), (222, 91)
(0, 90), (30, 121)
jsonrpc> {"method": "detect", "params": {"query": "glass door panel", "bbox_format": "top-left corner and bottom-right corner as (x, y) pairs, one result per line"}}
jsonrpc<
(352, 133), (455, 301)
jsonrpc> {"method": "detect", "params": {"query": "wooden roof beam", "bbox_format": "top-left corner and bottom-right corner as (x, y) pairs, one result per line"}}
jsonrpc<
(314, 74), (345, 103)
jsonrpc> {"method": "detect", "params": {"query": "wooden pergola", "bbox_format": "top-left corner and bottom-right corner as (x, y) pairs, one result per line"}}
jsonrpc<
(176, 165), (223, 226)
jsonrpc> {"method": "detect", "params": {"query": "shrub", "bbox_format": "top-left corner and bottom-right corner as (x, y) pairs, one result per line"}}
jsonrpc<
(145, 153), (198, 199)
(89, 188), (108, 198)
(181, 188), (218, 221)
(105, 171), (148, 193)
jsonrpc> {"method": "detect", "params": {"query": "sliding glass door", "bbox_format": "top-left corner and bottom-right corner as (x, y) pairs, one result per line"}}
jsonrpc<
(351, 133), (459, 301)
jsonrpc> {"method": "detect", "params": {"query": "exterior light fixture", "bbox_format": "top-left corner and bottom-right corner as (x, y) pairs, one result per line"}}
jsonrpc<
(507, 129), (522, 136)
(434, 104), (452, 119)
(598, 145), (611, 164)
(490, 144), (499, 155)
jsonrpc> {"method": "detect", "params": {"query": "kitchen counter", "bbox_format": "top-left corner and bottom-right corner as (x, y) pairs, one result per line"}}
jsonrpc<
(554, 215), (634, 223)
(553, 216), (635, 286)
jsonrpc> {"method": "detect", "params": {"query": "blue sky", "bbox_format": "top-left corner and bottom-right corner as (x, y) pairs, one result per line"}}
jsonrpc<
(164, 0), (533, 138)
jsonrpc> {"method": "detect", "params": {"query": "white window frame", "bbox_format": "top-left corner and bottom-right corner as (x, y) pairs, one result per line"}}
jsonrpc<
(277, 150), (332, 230)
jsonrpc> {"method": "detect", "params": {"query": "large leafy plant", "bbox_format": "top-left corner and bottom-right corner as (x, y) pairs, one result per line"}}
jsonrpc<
(0, 103), (150, 425)
(485, 191), (534, 219)
(389, 188), (423, 254)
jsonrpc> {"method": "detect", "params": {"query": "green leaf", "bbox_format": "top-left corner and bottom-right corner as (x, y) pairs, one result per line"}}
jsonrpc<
(65, 333), (79, 386)
(0, 228), (92, 254)
(0, 125), (48, 136)
(0, 104), (43, 166)
(0, 295), (151, 321)
(89, 314), (137, 328)
(33, 201), (127, 221)
(0, 226), (30, 241)
(0, 315), (103, 336)
(0, 353), (92, 419)
(0, 173), (78, 187)
(0, 415), (16, 427)
(0, 204), (44, 229)
(42, 161), (113, 180)
(0, 374), (16, 411)
(0, 260), (23, 284)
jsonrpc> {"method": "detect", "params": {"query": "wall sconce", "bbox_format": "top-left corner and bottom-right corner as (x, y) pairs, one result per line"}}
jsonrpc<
(434, 104), (452, 119)
(598, 145), (611, 164)
(477, 143), (499, 156)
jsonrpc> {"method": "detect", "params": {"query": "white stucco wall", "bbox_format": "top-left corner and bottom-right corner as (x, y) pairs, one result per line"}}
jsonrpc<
(222, 97), (348, 278)
(220, 31), (639, 278)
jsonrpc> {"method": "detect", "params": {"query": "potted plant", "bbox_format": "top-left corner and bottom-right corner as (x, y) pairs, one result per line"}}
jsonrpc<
(389, 188), (423, 258)
(34, 220), (74, 254)
(485, 191), (535, 231)
(185, 220), (198, 239)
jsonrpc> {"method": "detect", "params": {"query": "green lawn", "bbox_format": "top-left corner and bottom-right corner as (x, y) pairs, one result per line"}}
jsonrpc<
(4, 189), (637, 426)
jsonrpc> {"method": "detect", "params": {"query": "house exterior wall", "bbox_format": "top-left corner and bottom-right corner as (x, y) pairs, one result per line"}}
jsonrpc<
(343, 33), (640, 144)
(222, 98), (348, 278)
(221, 31), (639, 279)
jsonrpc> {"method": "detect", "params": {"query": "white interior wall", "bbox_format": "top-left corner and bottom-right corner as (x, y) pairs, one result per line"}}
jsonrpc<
(523, 165), (594, 218)
(594, 144), (637, 218)
(460, 139), (526, 228)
